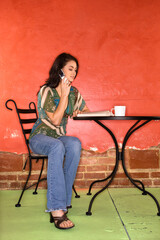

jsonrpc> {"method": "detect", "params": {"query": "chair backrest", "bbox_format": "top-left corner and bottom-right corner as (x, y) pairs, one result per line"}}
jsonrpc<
(5, 99), (38, 154)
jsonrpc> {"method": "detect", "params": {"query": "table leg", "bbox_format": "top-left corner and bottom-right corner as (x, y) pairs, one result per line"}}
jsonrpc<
(121, 120), (160, 216)
(87, 169), (116, 195)
(86, 120), (120, 215)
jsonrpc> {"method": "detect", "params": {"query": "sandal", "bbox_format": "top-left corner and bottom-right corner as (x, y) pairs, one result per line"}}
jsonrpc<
(50, 212), (75, 230)
(67, 205), (72, 209)
(64, 205), (72, 214)
(63, 205), (72, 214)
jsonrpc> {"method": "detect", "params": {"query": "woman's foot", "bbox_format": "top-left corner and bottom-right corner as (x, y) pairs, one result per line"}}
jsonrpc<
(50, 210), (74, 229)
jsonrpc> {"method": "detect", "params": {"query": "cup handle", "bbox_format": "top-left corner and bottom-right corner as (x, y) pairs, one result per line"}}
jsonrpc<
(111, 108), (114, 114)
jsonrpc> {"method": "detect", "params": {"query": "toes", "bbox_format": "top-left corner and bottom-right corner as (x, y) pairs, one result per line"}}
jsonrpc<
(59, 220), (74, 228)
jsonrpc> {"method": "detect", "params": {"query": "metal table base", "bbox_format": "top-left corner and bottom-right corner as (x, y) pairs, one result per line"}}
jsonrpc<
(74, 116), (160, 216)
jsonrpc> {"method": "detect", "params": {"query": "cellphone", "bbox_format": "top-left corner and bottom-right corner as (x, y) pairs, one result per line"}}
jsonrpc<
(59, 69), (67, 83)
(59, 69), (65, 79)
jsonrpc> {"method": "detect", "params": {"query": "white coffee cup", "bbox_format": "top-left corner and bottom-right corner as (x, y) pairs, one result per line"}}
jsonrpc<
(111, 106), (126, 116)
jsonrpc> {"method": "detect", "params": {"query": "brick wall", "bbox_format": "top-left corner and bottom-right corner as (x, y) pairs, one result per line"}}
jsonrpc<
(0, 146), (160, 190)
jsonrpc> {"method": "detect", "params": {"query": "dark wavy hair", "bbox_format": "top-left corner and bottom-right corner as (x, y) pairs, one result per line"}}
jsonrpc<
(44, 53), (79, 88)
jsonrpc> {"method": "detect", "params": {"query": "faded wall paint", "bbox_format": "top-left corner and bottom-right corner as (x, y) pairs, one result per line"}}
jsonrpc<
(1, 0), (160, 153)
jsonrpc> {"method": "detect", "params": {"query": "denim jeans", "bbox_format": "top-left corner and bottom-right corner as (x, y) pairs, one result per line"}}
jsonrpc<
(29, 134), (81, 212)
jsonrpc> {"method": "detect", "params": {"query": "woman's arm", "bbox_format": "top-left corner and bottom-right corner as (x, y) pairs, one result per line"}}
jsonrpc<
(45, 95), (68, 126)
(81, 104), (90, 113)
(72, 104), (90, 117)
(45, 81), (70, 126)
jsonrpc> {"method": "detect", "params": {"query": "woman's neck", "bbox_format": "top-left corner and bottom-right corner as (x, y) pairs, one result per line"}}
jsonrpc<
(55, 84), (61, 97)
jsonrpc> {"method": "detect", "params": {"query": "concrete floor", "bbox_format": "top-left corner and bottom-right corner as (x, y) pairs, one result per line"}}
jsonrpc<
(0, 188), (160, 240)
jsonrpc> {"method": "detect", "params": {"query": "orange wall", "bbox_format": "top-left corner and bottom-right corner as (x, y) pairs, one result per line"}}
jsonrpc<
(1, 0), (160, 153)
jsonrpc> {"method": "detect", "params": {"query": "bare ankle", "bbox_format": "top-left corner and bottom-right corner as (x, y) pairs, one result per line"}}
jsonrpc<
(51, 210), (64, 217)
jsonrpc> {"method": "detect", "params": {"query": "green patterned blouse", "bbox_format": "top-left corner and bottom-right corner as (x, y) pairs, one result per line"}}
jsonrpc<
(29, 85), (86, 140)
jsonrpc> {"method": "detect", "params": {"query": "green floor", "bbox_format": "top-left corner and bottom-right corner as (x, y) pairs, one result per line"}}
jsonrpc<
(0, 188), (160, 240)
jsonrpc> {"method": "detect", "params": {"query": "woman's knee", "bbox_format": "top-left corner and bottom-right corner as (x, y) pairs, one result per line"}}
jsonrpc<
(74, 137), (81, 147)
(71, 137), (81, 152)
(49, 139), (65, 154)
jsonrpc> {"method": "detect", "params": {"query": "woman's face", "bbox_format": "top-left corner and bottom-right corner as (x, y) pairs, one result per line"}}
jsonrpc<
(62, 60), (77, 84)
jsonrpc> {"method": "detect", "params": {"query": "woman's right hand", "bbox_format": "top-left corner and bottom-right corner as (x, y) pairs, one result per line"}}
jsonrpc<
(61, 78), (71, 97)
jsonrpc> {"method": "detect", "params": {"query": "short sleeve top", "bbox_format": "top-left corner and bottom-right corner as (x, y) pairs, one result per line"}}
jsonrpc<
(29, 85), (86, 140)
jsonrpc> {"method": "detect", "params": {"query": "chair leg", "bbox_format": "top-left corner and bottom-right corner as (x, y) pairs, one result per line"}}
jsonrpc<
(15, 157), (32, 207)
(33, 159), (45, 195)
(72, 185), (80, 198)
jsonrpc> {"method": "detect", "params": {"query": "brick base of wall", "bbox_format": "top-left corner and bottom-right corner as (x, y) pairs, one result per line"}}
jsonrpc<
(0, 146), (160, 190)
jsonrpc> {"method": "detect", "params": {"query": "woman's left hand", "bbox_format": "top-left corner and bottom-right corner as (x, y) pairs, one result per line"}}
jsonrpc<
(72, 110), (82, 118)
(71, 105), (90, 118)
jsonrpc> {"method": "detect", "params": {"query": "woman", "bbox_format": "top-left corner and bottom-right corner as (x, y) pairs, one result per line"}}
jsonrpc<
(29, 53), (89, 230)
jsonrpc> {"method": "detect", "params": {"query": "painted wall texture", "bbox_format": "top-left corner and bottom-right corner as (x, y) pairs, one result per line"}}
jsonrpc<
(1, 0), (160, 154)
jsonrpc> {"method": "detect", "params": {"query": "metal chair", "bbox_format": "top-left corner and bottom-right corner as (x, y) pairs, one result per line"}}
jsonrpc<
(5, 99), (80, 207)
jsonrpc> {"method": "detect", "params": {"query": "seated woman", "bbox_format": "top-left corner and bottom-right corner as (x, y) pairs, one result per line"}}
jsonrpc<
(29, 53), (89, 230)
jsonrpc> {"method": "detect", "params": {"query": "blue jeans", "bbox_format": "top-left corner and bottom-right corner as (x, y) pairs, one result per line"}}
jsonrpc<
(29, 134), (81, 212)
